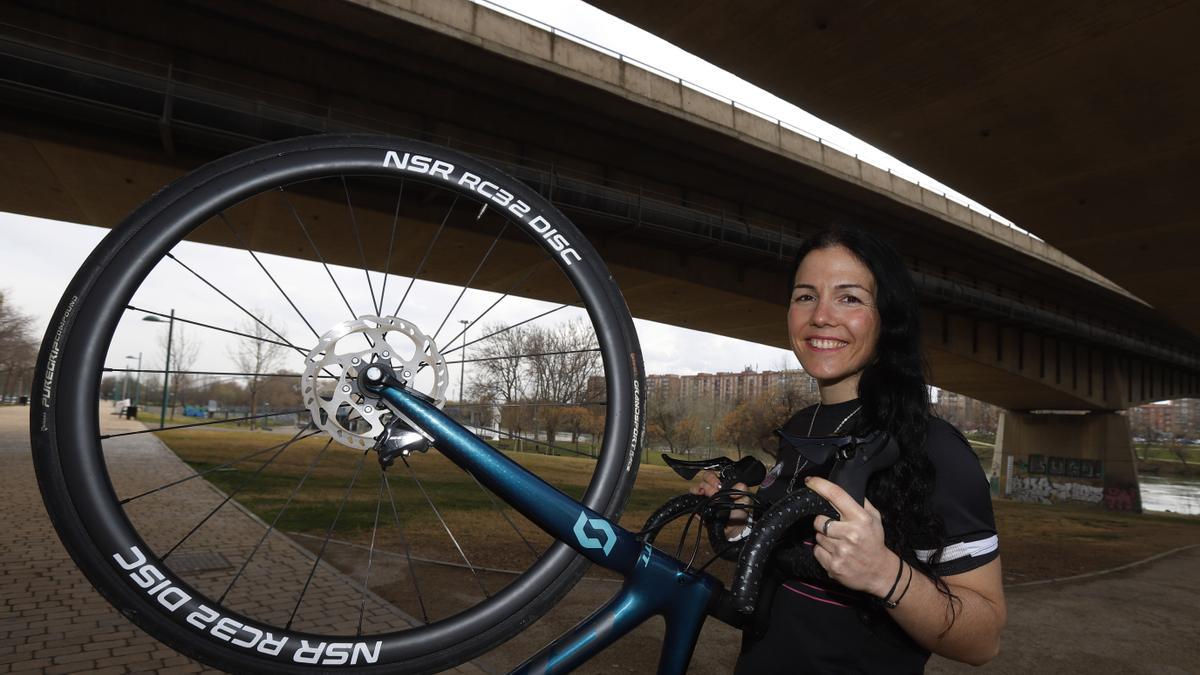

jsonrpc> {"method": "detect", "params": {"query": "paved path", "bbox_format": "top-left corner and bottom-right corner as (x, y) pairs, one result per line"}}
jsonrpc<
(0, 405), (217, 674)
(0, 404), (480, 674)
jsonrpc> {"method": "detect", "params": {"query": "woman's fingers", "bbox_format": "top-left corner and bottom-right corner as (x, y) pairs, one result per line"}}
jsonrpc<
(690, 469), (721, 497)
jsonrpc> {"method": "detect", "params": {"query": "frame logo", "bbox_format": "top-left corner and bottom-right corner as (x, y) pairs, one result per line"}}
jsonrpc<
(572, 511), (616, 556)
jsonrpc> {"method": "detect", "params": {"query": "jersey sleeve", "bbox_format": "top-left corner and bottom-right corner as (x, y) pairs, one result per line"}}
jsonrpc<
(915, 418), (999, 576)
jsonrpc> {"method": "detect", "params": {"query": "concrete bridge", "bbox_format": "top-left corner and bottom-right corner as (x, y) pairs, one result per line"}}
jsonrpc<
(2, 0), (1197, 508)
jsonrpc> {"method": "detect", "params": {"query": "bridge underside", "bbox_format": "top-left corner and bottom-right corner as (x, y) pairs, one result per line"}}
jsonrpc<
(1, 0), (1197, 415)
(590, 0), (1200, 344)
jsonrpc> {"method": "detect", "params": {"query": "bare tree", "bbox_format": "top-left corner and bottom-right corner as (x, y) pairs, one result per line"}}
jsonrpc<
(468, 319), (602, 449)
(0, 290), (38, 401)
(529, 320), (602, 445)
(528, 320), (602, 404)
(230, 314), (286, 429)
(468, 323), (531, 405)
(648, 395), (702, 456)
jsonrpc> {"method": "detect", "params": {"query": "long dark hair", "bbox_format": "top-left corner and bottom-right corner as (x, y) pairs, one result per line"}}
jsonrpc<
(790, 225), (954, 610)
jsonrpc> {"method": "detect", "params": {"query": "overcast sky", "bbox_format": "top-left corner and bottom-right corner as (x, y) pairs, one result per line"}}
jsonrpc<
(1, 1), (1024, 381)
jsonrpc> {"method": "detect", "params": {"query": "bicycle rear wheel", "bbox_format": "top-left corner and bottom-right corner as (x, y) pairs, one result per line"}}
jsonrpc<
(31, 134), (645, 673)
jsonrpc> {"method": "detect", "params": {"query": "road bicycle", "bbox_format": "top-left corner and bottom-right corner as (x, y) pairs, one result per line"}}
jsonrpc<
(31, 135), (896, 673)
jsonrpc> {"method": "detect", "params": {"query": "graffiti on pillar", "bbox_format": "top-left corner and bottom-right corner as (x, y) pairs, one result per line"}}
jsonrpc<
(1102, 486), (1139, 511)
(1028, 455), (1102, 479)
(1047, 456), (1065, 475)
(1028, 455), (1047, 474)
(1079, 461), (1098, 479)
(1010, 454), (1137, 510)
(1008, 475), (1103, 505)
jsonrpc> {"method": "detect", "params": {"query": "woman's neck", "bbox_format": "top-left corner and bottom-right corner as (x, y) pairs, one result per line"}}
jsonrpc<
(817, 375), (860, 405)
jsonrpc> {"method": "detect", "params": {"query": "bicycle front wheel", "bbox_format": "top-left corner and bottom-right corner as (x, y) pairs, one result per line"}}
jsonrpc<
(31, 134), (645, 673)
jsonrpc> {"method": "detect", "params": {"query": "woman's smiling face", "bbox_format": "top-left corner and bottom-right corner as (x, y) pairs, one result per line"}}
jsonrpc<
(788, 245), (881, 402)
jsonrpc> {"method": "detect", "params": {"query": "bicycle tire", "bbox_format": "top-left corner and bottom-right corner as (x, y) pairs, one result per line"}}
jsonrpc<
(31, 134), (645, 673)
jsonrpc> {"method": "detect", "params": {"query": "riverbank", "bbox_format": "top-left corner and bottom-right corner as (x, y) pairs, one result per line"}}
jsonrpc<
(1137, 456), (1197, 477)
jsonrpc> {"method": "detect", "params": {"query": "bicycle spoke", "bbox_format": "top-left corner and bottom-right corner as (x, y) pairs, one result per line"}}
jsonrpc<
(161, 427), (307, 559)
(441, 304), (570, 358)
(377, 182), (404, 316)
(118, 430), (321, 505)
(104, 367), (333, 380)
(472, 425), (598, 459)
(357, 473), (387, 636)
(465, 471), (540, 563)
(441, 347), (601, 366)
(342, 177), (380, 316)
(163, 255), (305, 354)
(383, 471), (429, 624)
(478, 400), (606, 409)
(400, 457), (490, 599)
(278, 186), (359, 321)
(438, 261), (544, 350)
(287, 447), (371, 631)
(218, 438), (334, 603)
(431, 222), (508, 343)
(128, 305), (299, 352)
(218, 212), (324, 338)
(393, 194), (459, 317)
(100, 409), (307, 440)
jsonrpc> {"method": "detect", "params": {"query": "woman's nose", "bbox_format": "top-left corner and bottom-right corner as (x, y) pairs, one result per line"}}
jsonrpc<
(811, 297), (836, 326)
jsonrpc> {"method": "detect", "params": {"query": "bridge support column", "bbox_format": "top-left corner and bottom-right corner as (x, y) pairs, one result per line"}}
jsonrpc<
(994, 411), (1141, 512)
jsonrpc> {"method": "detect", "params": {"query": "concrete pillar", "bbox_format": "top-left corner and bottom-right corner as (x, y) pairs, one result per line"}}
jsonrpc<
(988, 410), (1007, 497)
(995, 411), (1140, 512)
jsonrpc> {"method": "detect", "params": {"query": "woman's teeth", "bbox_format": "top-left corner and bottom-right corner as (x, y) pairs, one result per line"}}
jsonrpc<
(808, 338), (847, 349)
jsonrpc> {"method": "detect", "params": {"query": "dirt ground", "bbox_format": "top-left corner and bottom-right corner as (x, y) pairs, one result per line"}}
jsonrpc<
(104, 426), (1200, 672)
(162, 425), (1200, 667)
(299, 487), (1200, 674)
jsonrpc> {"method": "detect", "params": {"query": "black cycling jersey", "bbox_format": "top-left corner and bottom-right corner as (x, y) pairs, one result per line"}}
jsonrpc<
(735, 398), (998, 674)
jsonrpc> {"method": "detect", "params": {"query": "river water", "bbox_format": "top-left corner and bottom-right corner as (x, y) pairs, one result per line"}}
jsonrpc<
(1139, 476), (1200, 516)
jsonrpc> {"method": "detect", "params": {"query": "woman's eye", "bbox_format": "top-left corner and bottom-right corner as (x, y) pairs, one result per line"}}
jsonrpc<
(840, 295), (862, 305)
(792, 293), (815, 303)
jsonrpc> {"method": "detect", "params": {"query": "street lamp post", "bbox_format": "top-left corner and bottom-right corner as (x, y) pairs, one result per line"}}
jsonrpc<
(458, 319), (470, 404)
(143, 310), (175, 429)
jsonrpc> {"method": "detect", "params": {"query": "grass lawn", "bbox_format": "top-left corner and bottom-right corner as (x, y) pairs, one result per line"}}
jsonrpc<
(150, 427), (1200, 584)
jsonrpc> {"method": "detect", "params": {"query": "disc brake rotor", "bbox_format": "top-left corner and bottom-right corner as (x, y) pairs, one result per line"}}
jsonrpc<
(302, 315), (450, 449)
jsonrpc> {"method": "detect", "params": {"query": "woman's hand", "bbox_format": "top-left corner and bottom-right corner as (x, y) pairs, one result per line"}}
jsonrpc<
(690, 470), (751, 540)
(805, 476), (899, 598)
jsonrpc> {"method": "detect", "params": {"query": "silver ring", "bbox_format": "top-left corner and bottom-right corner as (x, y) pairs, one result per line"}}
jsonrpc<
(822, 519), (834, 536)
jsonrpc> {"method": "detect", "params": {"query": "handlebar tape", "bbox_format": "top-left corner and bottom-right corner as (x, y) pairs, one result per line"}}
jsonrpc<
(730, 487), (838, 614)
(639, 492), (746, 560)
(639, 493), (707, 541)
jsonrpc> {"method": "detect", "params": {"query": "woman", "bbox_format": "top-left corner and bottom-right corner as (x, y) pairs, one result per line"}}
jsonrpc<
(693, 225), (1005, 672)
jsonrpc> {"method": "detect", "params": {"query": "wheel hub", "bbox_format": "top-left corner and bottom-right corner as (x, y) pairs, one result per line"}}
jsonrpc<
(302, 315), (449, 450)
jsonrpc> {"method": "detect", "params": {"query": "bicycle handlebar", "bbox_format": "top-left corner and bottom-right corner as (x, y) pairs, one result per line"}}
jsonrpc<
(728, 487), (838, 612)
(653, 432), (902, 619)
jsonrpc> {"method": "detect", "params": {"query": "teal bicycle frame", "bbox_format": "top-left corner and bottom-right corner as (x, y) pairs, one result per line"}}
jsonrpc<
(378, 382), (724, 674)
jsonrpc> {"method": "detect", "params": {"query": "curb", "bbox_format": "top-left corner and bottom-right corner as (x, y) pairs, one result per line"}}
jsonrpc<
(1008, 543), (1200, 588)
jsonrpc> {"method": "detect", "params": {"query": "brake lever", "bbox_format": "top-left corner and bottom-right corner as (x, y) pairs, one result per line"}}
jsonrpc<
(827, 433), (900, 505)
(772, 430), (898, 505)
(661, 454), (766, 488)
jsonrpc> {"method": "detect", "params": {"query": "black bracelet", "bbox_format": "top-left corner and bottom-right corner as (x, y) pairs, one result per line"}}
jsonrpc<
(885, 562), (915, 609)
(876, 556), (904, 608)
(883, 559), (916, 607)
